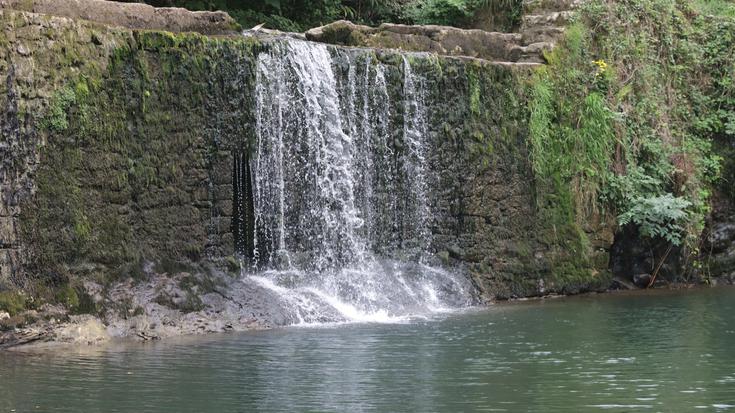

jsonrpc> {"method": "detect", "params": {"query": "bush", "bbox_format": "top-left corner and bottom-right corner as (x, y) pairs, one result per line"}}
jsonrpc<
(404, 0), (472, 26)
(618, 194), (692, 245)
(0, 291), (27, 316)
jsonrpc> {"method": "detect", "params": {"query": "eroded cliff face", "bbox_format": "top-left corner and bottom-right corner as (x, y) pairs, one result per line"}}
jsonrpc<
(0, 1), (615, 319)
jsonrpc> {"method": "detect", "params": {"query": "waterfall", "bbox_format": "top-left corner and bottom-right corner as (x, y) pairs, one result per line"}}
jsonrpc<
(401, 56), (432, 257)
(244, 39), (477, 325)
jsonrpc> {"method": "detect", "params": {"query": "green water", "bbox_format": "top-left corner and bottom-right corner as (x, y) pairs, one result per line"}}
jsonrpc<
(1, 287), (734, 412)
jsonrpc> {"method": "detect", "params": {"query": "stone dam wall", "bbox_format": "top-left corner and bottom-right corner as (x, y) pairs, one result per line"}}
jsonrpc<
(0, 3), (626, 304)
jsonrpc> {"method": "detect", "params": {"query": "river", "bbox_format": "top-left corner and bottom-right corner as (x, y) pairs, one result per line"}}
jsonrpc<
(1, 287), (734, 412)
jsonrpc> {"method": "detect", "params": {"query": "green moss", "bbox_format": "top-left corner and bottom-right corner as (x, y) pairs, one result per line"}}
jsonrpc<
(467, 66), (481, 117)
(0, 291), (27, 316)
(54, 284), (80, 310)
(41, 86), (77, 132)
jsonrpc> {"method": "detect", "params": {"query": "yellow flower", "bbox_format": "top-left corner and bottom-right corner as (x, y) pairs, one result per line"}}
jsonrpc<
(593, 59), (608, 77)
(593, 59), (608, 70)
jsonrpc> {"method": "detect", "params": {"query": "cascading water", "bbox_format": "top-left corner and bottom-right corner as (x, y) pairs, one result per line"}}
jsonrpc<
(244, 39), (477, 325)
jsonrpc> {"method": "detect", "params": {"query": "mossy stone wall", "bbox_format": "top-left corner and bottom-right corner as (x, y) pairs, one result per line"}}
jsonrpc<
(0, 9), (613, 303)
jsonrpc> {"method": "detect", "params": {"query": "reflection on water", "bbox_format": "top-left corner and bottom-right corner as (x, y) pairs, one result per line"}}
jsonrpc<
(1, 287), (735, 412)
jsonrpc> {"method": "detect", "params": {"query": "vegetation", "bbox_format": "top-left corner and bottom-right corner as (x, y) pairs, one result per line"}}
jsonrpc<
(405, 0), (522, 27)
(0, 291), (27, 316)
(694, 0), (735, 18)
(118, 0), (523, 31)
(528, 0), (735, 279)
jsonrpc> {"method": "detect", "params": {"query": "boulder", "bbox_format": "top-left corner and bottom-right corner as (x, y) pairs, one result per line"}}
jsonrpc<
(633, 273), (652, 288)
(709, 222), (735, 253)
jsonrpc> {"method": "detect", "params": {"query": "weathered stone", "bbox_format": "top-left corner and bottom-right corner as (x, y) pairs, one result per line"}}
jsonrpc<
(52, 315), (109, 345)
(305, 20), (541, 63)
(0, 216), (15, 246)
(0, 0), (240, 34)
(709, 222), (735, 253)
(0, 1), (618, 328)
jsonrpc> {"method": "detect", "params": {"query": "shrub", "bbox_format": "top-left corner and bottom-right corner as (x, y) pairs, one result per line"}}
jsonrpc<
(618, 194), (692, 245)
(0, 291), (27, 316)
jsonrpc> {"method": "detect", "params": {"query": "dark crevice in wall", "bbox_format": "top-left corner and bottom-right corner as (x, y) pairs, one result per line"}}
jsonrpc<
(609, 225), (683, 286)
(232, 149), (255, 261)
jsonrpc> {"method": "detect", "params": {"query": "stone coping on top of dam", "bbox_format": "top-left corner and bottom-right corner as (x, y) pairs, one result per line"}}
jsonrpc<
(0, 0), (549, 65)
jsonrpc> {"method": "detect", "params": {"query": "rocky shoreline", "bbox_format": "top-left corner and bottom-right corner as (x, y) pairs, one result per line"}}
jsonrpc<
(3, 273), (733, 350)
(1, 269), (274, 349)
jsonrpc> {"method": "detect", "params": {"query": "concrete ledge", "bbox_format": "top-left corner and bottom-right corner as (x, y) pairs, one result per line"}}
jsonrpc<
(0, 0), (240, 34)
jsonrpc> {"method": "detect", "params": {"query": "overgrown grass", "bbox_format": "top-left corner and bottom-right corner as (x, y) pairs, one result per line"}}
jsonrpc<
(694, 0), (735, 18)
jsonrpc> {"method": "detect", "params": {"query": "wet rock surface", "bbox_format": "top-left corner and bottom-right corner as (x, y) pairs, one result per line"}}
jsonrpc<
(1, 308), (108, 348)
(705, 195), (735, 280)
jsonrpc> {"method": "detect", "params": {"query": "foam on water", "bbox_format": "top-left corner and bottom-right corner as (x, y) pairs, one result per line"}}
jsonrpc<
(247, 258), (476, 325)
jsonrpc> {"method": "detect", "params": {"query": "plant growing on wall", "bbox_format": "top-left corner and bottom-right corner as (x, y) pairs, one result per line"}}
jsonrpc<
(618, 194), (691, 246)
(528, 0), (735, 282)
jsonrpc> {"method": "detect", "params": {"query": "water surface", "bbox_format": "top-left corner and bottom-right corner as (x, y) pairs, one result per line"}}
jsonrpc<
(2, 287), (734, 412)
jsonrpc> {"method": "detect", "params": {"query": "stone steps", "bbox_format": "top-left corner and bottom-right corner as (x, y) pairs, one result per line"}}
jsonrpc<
(518, 0), (579, 54)
(523, 0), (582, 14)
(521, 11), (575, 28)
(513, 41), (556, 63)
(521, 26), (566, 45)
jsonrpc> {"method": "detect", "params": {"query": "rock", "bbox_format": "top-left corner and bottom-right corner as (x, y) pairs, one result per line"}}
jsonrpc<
(305, 20), (539, 63)
(633, 273), (652, 288)
(610, 277), (636, 290)
(15, 43), (29, 56)
(0, 0), (240, 34)
(52, 315), (109, 345)
(0, 328), (46, 349)
(447, 244), (465, 260)
(709, 222), (735, 253)
(707, 246), (735, 278)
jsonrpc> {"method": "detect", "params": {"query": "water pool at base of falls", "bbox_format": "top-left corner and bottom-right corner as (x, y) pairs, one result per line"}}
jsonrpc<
(3, 287), (735, 413)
